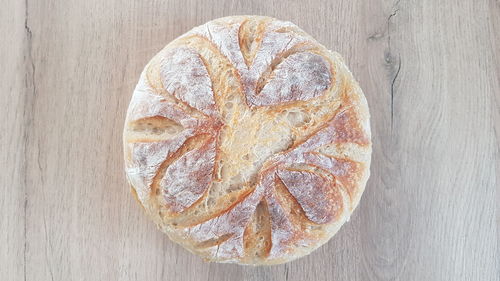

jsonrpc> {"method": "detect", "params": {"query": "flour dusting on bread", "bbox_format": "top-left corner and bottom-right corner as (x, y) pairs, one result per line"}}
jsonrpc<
(123, 16), (371, 265)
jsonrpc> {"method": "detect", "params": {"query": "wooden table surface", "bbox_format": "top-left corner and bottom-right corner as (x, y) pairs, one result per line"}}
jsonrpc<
(1, 0), (499, 280)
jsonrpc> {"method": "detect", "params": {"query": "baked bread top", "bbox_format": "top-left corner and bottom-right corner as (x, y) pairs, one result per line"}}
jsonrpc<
(123, 15), (371, 265)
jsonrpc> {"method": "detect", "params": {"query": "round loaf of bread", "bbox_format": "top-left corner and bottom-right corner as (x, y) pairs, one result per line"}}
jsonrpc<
(123, 16), (371, 265)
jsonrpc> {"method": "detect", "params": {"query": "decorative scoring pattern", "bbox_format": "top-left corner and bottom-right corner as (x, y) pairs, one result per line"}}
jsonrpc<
(124, 16), (371, 264)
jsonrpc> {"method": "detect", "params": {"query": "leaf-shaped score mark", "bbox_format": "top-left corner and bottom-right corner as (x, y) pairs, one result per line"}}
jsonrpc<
(276, 169), (342, 224)
(160, 136), (216, 213)
(252, 52), (331, 106)
(160, 47), (218, 117)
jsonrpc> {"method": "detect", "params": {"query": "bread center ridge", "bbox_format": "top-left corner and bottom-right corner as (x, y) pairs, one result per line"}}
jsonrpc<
(217, 103), (293, 190)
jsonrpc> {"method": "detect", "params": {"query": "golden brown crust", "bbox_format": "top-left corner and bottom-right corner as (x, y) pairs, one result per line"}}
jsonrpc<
(123, 15), (371, 265)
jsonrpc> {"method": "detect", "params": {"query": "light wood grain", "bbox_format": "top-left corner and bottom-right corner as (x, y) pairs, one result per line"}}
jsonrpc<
(1, 0), (498, 280)
(0, 0), (29, 280)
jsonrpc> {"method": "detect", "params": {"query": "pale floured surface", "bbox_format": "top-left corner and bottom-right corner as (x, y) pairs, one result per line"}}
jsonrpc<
(123, 15), (371, 265)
